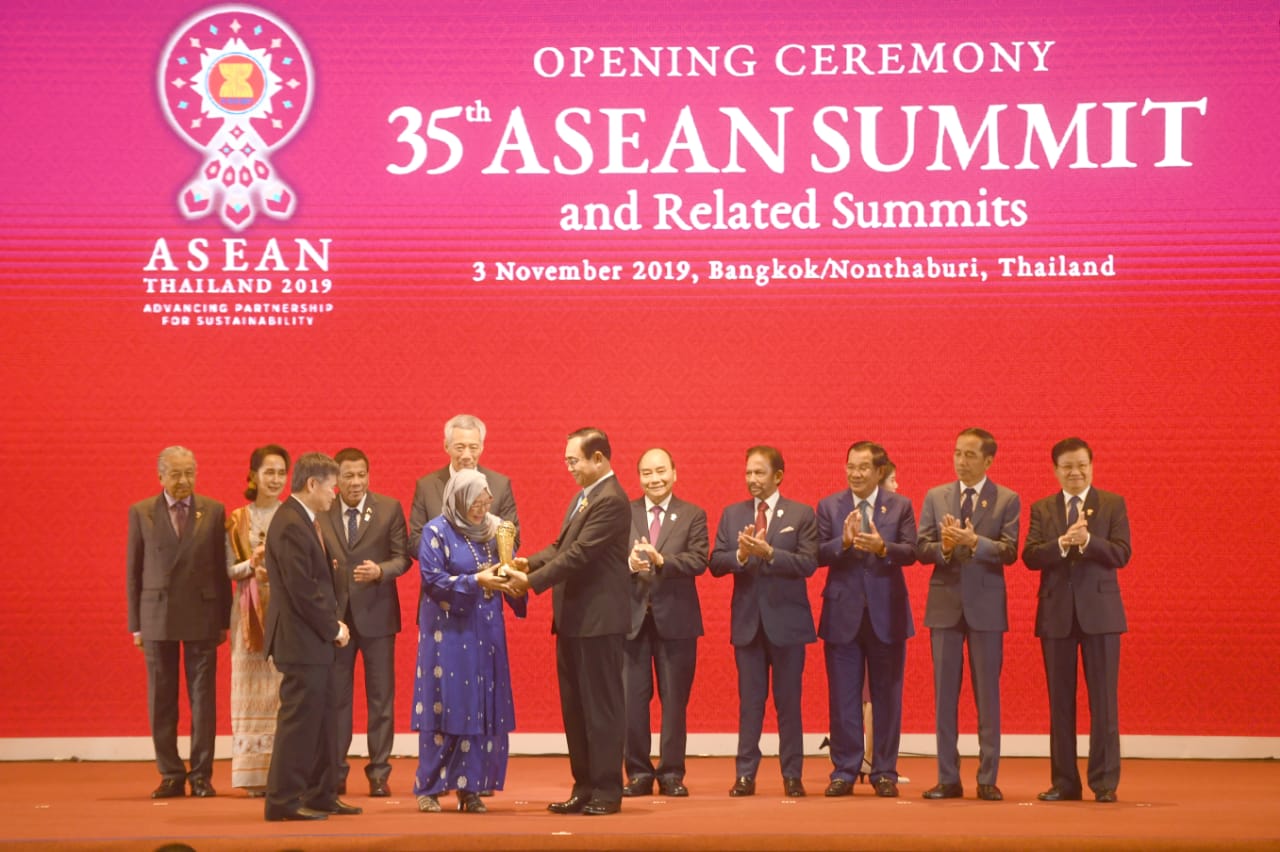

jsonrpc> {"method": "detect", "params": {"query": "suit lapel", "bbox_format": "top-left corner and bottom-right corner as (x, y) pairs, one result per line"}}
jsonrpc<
(1050, 493), (1068, 537)
(654, 497), (683, 549)
(969, 480), (997, 529)
(764, 497), (784, 544)
(1082, 489), (1101, 533)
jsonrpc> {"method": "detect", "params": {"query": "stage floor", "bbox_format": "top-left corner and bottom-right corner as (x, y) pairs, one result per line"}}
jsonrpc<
(1, 755), (1276, 850)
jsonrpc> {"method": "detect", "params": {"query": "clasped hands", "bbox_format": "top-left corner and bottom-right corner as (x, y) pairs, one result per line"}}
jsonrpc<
(842, 509), (887, 556)
(629, 538), (663, 574)
(736, 524), (774, 564)
(1058, 515), (1090, 550)
(939, 513), (979, 556)
(477, 558), (532, 597)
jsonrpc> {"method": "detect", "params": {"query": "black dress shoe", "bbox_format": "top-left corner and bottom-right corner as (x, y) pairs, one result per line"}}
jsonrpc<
(923, 782), (964, 799)
(265, 806), (329, 821)
(189, 777), (216, 798)
(309, 798), (362, 815)
(478, 790), (494, 797)
(729, 776), (756, 797)
(582, 798), (621, 815)
(547, 794), (589, 814)
(1037, 786), (1082, 802)
(782, 777), (806, 798)
(369, 780), (391, 797)
(824, 778), (854, 797)
(458, 791), (488, 813)
(873, 777), (899, 798)
(151, 778), (185, 799)
(658, 780), (689, 797)
(977, 784), (1003, 801)
(622, 776), (655, 797)
(1095, 789), (1117, 803)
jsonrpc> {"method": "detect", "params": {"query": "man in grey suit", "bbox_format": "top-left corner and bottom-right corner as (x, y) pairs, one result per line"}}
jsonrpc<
(408, 413), (519, 558)
(622, 448), (709, 799)
(126, 446), (229, 799)
(1023, 437), (1131, 804)
(317, 448), (411, 797)
(917, 428), (1019, 802)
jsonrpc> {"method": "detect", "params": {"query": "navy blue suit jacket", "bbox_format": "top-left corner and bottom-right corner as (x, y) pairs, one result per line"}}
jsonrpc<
(709, 496), (818, 647)
(1022, 488), (1130, 638)
(816, 488), (917, 645)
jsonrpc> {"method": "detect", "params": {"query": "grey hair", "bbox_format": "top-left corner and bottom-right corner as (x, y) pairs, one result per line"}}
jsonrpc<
(443, 414), (487, 444)
(157, 445), (196, 474)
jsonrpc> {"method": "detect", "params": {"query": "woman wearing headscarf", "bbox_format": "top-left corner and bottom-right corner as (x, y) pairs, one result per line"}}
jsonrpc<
(224, 444), (290, 796)
(412, 468), (525, 813)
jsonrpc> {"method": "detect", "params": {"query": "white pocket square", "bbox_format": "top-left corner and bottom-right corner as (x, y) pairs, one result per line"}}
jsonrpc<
(780, 526), (795, 534)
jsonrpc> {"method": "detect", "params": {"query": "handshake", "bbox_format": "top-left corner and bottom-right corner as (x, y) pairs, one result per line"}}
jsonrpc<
(477, 557), (532, 597)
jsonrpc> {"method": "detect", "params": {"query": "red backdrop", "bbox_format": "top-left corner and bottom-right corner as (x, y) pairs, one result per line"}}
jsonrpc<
(1, 0), (1277, 742)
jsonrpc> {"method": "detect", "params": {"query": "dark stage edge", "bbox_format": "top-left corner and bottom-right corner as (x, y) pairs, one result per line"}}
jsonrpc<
(1, 755), (1276, 850)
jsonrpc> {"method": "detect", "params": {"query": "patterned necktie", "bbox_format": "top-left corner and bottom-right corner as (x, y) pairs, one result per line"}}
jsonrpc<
(858, 499), (872, 533)
(170, 500), (187, 538)
(960, 487), (976, 526)
(346, 507), (359, 546)
(755, 500), (768, 537)
(575, 492), (588, 514)
(649, 505), (663, 543)
(1067, 495), (1081, 527)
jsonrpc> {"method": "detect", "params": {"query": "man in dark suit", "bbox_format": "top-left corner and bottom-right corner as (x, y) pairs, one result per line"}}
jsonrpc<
(709, 446), (818, 799)
(126, 446), (229, 799)
(263, 452), (361, 822)
(1022, 437), (1131, 804)
(917, 428), (1020, 802)
(506, 427), (632, 815)
(408, 413), (519, 558)
(816, 441), (917, 799)
(622, 448), (709, 799)
(317, 448), (410, 797)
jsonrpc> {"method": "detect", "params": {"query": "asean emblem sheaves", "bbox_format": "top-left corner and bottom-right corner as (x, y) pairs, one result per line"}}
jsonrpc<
(159, 5), (313, 231)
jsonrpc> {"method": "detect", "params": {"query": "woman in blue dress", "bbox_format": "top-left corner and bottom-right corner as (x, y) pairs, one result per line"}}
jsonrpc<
(413, 468), (525, 813)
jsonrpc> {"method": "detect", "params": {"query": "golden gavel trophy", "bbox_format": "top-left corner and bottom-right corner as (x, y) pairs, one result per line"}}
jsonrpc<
(495, 520), (517, 579)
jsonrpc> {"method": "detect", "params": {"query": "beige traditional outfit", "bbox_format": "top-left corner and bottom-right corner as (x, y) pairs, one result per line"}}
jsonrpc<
(225, 502), (284, 791)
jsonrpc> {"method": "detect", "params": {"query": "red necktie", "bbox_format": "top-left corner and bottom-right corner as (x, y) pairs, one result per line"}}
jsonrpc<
(649, 505), (663, 543)
(755, 501), (768, 537)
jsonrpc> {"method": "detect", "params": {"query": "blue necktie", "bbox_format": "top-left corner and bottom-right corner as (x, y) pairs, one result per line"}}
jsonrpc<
(346, 507), (359, 546)
(1067, 496), (1081, 527)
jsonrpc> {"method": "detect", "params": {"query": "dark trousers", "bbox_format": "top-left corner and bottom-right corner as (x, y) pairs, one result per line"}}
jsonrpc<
(333, 623), (396, 786)
(1042, 618), (1122, 794)
(557, 633), (625, 803)
(824, 610), (906, 783)
(143, 638), (217, 782)
(623, 613), (698, 784)
(734, 627), (806, 779)
(930, 620), (1003, 786)
(266, 661), (338, 815)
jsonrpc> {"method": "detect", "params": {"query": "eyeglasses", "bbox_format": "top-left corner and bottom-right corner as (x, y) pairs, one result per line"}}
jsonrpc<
(565, 457), (584, 468)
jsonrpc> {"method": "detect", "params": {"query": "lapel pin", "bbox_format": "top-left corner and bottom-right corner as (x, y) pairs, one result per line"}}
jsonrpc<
(879, 505), (886, 513)
(195, 511), (203, 520)
(363, 507), (373, 523)
(1086, 508), (1094, 517)
(776, 508), (785, 517)
(980, 500), (988, 508)
(669, 513), (678, 520)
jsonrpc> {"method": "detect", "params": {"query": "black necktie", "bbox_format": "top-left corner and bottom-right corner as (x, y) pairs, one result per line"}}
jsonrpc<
(1067, 495), (1081, 527)
(170, 501), (188, 539)
(960, 487), (976, 526)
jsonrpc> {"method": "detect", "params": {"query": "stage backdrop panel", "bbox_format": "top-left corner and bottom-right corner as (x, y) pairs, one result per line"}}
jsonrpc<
(1, 0), (1277, 743)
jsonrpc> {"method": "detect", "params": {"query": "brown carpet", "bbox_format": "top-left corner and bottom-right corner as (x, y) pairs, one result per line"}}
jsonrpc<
(1, 756), (1276, 850)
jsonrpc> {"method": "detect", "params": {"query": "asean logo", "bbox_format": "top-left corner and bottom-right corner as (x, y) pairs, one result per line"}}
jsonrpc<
(158, 5), (313, 231)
